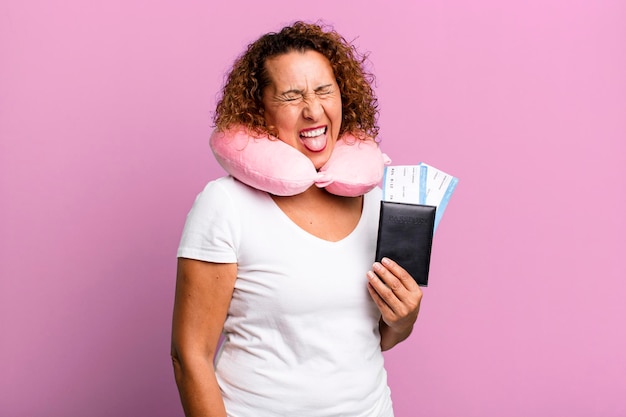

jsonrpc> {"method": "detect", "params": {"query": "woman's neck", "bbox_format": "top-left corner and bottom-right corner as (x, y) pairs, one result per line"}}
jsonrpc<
(270, 187), (364, 242)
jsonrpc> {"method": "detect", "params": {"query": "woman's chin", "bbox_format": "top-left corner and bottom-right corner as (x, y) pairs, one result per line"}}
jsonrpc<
(310, 146), (335, 170)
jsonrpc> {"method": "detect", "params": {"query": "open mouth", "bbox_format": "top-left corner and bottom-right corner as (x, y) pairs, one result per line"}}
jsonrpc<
(299, 126), (328, 152)
(300, 126), (326, 138)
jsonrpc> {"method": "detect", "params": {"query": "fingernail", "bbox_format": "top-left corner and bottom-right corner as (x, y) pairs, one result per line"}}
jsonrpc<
(373, 262), (382, 271)
(381, 257), (391, 266)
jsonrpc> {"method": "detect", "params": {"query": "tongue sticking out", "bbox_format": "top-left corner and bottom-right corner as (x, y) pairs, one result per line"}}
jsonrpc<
(300, 132), (327, 152)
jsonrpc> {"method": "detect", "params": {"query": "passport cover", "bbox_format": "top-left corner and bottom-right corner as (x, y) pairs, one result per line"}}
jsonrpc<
(375, 201), (436, 286)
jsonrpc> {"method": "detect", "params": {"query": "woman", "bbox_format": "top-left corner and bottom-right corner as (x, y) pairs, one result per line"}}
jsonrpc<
(171, 21), (423, 417)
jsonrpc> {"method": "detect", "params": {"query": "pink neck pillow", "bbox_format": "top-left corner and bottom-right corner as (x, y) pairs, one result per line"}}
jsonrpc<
(210, 128), (391, 197)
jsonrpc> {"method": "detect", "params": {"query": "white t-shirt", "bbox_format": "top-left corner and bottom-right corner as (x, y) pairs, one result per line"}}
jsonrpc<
(178, 176), (393, 417)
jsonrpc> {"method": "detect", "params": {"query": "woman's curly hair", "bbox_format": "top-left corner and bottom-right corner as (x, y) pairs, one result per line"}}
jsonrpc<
(213, 21), (379, 139)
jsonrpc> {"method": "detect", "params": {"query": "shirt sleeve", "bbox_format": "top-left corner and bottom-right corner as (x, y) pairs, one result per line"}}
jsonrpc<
(177, 179), (239, 263)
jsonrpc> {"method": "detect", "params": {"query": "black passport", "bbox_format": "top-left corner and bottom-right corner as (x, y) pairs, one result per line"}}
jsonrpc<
(375, 201), (436, 287)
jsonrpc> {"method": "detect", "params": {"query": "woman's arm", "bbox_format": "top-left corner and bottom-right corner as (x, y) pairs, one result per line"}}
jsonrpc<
(366, 257), (423, 351)
(171, 258), (237, 417)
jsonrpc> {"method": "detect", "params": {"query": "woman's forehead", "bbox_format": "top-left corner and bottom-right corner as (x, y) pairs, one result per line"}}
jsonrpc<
(264, 50), (336, 89)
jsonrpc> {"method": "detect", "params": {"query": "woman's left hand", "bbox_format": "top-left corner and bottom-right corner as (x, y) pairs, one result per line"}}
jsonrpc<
(366, 257), (423, 350)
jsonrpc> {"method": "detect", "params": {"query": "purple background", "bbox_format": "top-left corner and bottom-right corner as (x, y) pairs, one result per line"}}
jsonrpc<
(1, 1), (625, 416)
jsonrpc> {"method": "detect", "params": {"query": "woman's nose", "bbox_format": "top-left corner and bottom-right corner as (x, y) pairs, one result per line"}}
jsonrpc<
(302, 96), (323, 120)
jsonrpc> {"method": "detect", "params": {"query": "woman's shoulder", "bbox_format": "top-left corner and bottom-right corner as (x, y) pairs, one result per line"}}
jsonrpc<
(200, 175), (240, 193)
(186, 176), (271, 222)
(198, 175), (267, 201)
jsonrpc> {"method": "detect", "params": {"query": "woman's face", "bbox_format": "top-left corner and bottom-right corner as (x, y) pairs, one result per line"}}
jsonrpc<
(262, 50), (342, 170)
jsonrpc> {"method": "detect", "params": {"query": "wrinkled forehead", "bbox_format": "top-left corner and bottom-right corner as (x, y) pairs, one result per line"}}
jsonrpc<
(262, 50), (336, 91)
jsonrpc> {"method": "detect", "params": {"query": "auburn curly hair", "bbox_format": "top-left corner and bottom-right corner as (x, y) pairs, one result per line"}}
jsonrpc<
(213, 21), (379, 139)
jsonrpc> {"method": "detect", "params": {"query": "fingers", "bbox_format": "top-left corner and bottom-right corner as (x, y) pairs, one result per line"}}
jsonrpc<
(367, 257), (423, 327)
(366, 277), (390, 313)
(370, 258), (419, 298)
(367, 269), (416, 316)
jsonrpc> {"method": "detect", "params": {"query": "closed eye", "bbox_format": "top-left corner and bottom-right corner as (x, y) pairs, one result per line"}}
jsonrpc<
(277, 89), (304, 102)
(315, 85), (334, 95)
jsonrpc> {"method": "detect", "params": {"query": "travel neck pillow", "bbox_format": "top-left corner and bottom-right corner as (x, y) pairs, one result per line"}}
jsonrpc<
(210, 127), (391, 197)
